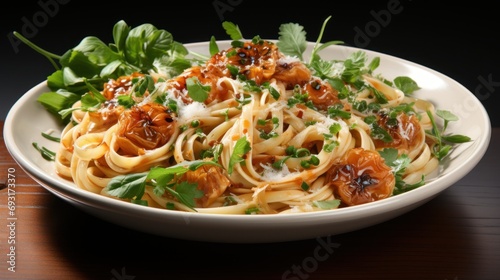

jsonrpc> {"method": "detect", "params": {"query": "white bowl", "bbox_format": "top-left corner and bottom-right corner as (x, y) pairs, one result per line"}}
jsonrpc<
(4, 41), (491, 243)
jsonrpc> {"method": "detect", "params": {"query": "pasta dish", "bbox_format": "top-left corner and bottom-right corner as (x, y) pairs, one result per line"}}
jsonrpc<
(22, 19), (469, 214)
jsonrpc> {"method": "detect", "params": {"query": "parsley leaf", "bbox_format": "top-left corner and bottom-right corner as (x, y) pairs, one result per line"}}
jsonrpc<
(228, 136), (251, 175)
(209, 35), (219, 56)
(186, 77), (210, 103)
(105, 160), (221, 210)
(169, 182), (204, 209)
(222, 21), (243, 40)
(277, 22), (307, 61)
(426, 110), (471, 160)
(379, 148), (424, 195)
(105, 172), (148, 200)
(394, 76), (420, 95)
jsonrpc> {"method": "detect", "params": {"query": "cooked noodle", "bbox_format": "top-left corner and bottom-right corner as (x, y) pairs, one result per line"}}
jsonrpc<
(54, 39), (440, 214)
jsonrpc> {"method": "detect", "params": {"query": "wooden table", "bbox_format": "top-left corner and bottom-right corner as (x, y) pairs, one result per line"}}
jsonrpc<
(1, 121), (499, 280)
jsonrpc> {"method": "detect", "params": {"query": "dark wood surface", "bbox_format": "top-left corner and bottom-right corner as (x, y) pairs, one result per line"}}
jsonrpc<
(1, 121), (499, 280)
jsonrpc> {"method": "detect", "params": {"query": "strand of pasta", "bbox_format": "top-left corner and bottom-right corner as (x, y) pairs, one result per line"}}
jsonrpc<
(103, 124), (178, 173)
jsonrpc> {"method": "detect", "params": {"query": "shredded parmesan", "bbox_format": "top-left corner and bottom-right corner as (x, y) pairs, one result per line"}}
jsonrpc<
(260, 163), (298, 182)
(178, 102), (210, 124)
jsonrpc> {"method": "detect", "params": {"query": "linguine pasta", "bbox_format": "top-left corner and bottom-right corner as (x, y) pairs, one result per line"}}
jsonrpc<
(53, 38), (443, 214)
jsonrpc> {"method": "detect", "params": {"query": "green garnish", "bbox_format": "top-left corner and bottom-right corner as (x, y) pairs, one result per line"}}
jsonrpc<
(41, 132), (60, 143)
(394, 76), (420, 95)
(426, 110), (471, 161)
(186, 77), (210, 103)
(313, 200), (341, 210)
(13, 20), (191, 124)
(222, 21), (243, 41)
(105, 160), (219, 210)
(276, 22), (308, 61)
(32, 142), (56, 161)
(228, 136), (251, 175)
(379, 148), (425, 195)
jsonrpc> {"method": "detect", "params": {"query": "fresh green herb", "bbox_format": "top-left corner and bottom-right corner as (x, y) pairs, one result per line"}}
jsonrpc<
(36, 90), (81, 123)
(277, 15), (343, 65)
(235, 93), (253, 108)
(105, 160), (220, 210)
(259, 131), (278, 140)
(163, 181), (204, 210)
(164, 98), (179, 114)
(327, 103), (351, 119)
(117, 95), (135, 108)
(186, 77), (210, 103)
(367, 57), (380, 73)
(41, 131), (61, 142)
(364, 115), (393, 143)
(200, 143), (223, 162)
(223, 196), (238, 206)
(341, 51), (365, 83)
(426, 110), (471, 160)
(134, 75), (156, 97)
(308, 16), (344, 65)
(105, 172), (148, 202)
(58, 79), (108, 118)
(221, 109), (230, 122)
(272, 156), (290, 170)
(245, 207), (261, 214)
(287, 89), (316, 110)
(323, 140), (339, 153)
(301, 155), (320, 169)
(394, 76), (420, 95)
(371, 124), (393, 143)
(166, 202), (176, 210)
(32, 142), (56, 161)
(327, 77), (349, 98)
(227, 64), (240, 77)
(273, 146), (320, 170)
(379, 148), (425, 195)
(209, 36), (219, 56)
(262, 82), (280, 100)
(14, 20), (191, 123)
(242, 79), (262, 93)
(286, 146), (309, 157)
(222, 21), (243, 40)
(368, 85), (389, 104)
(276, 22), (308, 61)
(228, 136), (251, 175)
(313, 199), (341, 210)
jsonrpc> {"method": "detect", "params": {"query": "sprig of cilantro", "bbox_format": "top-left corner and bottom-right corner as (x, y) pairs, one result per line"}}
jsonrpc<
(228, 136), (251, 175)
(277, 15), (344, 64)
(379, 148), (425, 195)
(426, 110), (471, 161)
(186, 77), (210, 103)
(105, 160), (221, 210)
